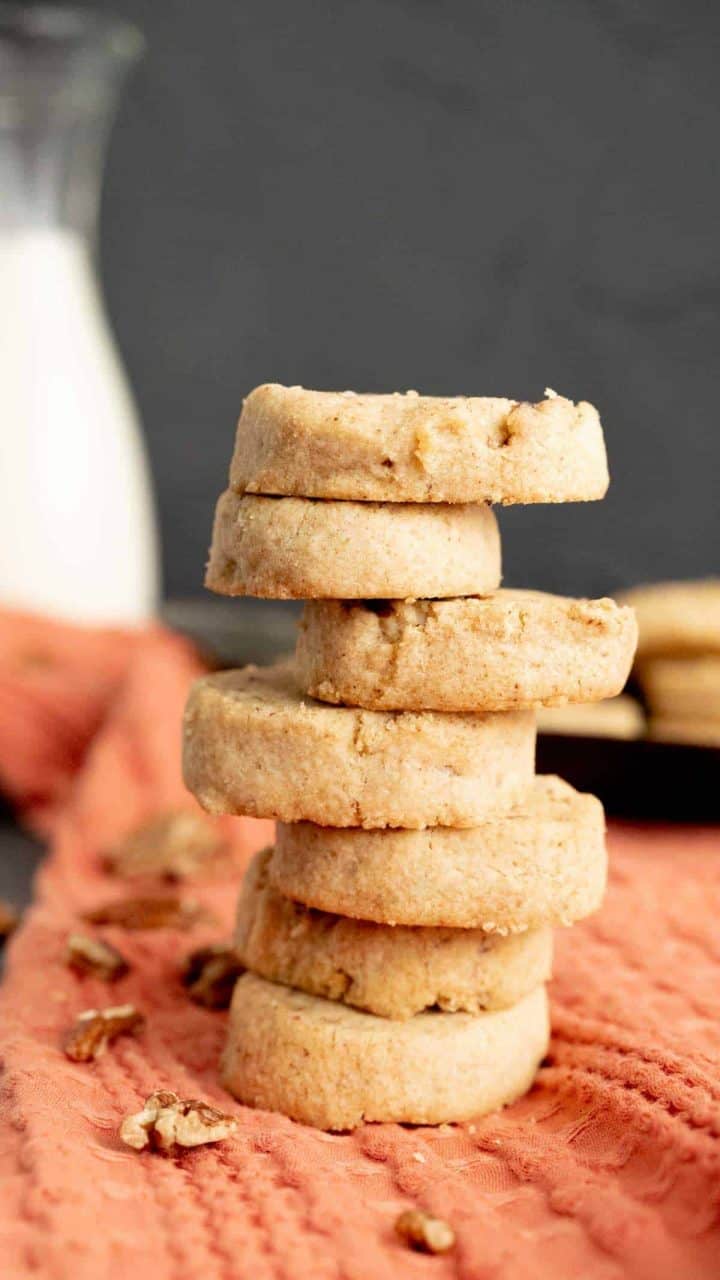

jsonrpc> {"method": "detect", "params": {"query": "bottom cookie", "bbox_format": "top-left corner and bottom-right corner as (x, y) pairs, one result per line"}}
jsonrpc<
(222, 974), (550, 1130)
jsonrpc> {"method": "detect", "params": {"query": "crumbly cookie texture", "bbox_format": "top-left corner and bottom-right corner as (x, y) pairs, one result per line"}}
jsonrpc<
(228, 384), (609, 505)
(297, 590), (637, 712)
(618, 579), (720, 658)
(647, 718), (720, 748)
(221, 974), (550, 1130)
(270, 775), (606, 931)
(183, 661), (536, 830)
(537, 694), (644, 740)
(205, 491), (501, 600)
(235, 848), (553, 1020)
(636, 656), (720, 722)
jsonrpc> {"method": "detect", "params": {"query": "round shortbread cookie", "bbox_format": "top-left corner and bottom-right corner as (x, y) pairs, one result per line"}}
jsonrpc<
(618, 580), (720, 658)
(270, 775), (606, 931)
(235, 848), (553, 1020)
(648, 718), (720, 748)
(183, 661), (536, 829)
(637, 656), (720, 721)
(228, 383), (608, 505)
(537, 694), (644, 740)
(222, 974), (550, 1130)
(205, 490), (501, 600)
(297, 591), (637, 712)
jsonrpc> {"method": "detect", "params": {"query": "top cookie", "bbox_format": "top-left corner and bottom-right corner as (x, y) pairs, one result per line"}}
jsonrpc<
(618, 580), (720, 658)
(229, 384), (609, 504)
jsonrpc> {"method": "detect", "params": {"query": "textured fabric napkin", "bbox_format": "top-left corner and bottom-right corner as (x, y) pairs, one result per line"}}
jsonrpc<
(0, 609), (718, 1280)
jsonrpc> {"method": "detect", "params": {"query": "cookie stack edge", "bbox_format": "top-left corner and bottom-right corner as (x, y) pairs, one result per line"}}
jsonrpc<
(182, 383), (636, 1131)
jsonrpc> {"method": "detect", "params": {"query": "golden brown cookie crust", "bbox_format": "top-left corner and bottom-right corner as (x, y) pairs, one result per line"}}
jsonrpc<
(637, 656), (720, 721)
(235, 849), (553, 1019)
(537, 694), (644, 739)
(183, 661), (536, 829)
(205, 491), (501, 600)
(270, 775), (606, 931)
(229, 384), (609, 505)
(647, 717), (720, 747)
(618, 580), (720, 658)
(222, 974), (550, 1129)
(297, 591), (637, 712)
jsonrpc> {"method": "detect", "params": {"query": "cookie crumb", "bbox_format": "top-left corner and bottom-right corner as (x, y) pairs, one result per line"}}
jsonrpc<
(181, 943), (243, 1009)
(544, 386), (558, 399)
(83, 895), (210, 931)
(119, 1090), (237, 1153)
(395, 1208), (455, 1255)
(63, 1004), (144, 1062)
(411, 1151), (427, 1164)
(65, 933), (129, 981)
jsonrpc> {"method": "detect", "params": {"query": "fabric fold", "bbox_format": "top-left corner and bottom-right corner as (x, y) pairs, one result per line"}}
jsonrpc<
(0, 608), (718, 1279)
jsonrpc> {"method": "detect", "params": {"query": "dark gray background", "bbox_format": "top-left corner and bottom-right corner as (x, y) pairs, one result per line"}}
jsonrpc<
(92, 0), (719, 599)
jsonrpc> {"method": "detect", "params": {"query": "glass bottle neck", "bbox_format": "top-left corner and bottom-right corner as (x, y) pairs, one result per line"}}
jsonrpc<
(1, 104), (109, 239)
(0, 5), (143, 239)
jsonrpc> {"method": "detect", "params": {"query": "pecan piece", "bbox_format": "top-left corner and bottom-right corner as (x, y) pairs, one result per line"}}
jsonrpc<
(65, 933), (129, 981)
(83, 895), (210, 931)
(0, 899), (19, 939)
(103, 811), (226, 881)
(181, 943), (243, 1009)
(119, 1090), (237, 1153)
(63, 1004), (144, 1062)
(395, 1209), (455, 1255)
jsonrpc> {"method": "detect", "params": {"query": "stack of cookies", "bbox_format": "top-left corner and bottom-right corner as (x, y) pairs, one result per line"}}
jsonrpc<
(621, 580), (720, 747)
(183, 384), (637, 1131)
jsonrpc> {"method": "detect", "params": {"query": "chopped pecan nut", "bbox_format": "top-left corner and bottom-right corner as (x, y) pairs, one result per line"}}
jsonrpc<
(119, 1090), (237, 1153)
(83, 895), (210, 931)
(63, 1004), (144, 1062)
(395, 1209), (455, 1255)
(103, 811), (226, 881)
(181, 943), (243, 1009)
(0, 899), (19, 939)
(65, 933), (129, 981)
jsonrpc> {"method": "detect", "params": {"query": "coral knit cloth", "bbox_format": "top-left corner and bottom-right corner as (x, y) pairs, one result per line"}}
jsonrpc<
(0, 611), (718, 1280)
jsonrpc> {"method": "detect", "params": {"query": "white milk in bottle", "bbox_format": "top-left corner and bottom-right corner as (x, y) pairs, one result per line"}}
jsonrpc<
(0, 226), (159, 621)
(0, 8), (159, 622)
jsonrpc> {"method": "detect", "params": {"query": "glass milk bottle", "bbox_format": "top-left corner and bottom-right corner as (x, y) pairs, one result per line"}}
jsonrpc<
(0, 6), (159, 622)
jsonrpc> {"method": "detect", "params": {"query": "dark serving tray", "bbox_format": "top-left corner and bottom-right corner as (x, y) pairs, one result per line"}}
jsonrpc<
(536, 733), (720, 822)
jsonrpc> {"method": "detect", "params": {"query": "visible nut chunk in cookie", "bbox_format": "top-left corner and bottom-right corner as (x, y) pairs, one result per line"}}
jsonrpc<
(63, 1004), (144, 1062)
(395, 1208), (456, 1255)
(119, 1090), (238, 1153)
(181, 943), (244, 1009)
(103, 810), (226, 881)
(83, 895), (210, 931)
(65, 933), (130, 981)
